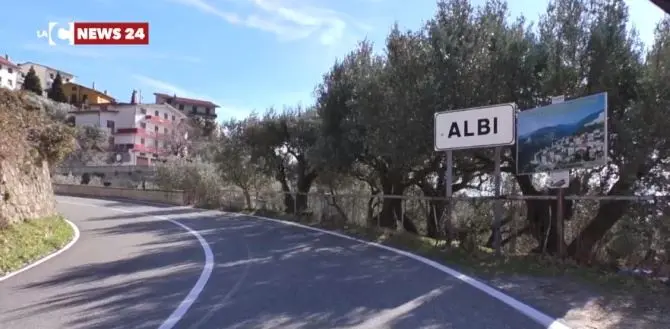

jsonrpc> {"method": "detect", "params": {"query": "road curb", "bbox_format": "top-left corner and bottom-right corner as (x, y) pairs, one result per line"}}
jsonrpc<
(0, 218), (81, 282)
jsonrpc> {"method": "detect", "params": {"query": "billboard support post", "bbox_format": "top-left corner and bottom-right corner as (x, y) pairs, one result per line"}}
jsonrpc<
(493, 146), (502, 256)
(551, 95), (567, 257)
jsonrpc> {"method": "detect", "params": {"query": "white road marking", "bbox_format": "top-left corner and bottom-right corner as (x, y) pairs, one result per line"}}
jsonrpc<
(55, 195), (571, 329)
(0, 219), (80, 282)
(252, 214), (572, 329)
(58, 200), (214, 329)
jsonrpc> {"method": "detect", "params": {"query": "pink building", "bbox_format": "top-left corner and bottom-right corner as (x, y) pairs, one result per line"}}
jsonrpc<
(71, 91), (188, 166)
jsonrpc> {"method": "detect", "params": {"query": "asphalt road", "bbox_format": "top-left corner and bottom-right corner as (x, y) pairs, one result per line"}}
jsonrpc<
(0, 196), (550, 329)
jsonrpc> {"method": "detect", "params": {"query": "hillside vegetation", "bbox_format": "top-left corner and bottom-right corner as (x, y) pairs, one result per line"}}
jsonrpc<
(151, 0), (670, 273)
(0, 88), (75, 225)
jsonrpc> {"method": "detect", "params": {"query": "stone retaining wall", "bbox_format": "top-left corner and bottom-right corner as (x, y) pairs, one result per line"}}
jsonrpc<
(53, 184), (186, 206)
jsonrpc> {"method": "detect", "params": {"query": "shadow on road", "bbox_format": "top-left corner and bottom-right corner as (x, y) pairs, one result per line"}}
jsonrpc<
(11, 201), (546, 329)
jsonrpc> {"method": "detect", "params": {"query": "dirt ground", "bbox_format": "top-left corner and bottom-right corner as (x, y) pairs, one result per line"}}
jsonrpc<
(489, 275), (670, 329)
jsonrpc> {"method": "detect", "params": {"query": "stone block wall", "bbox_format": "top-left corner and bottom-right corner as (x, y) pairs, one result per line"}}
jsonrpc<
(0, 160), (57, 225)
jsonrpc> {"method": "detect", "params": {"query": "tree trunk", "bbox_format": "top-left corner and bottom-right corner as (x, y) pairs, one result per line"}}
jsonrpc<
(377, 176), (403, 229)
(242, 189), (252, 209)
(567, 179), (632, 263)
(516, 174), (567, 255)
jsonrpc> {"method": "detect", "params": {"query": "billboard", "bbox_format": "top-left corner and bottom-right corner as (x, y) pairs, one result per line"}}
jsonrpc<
(516, 92), (608, 175)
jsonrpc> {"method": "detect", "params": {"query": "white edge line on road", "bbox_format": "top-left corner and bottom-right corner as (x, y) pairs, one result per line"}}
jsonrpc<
(56, 195), (571, 329)
(57, 200), (214, 329)
(0, 218), (81, 282)
(253, 215), (572, 329)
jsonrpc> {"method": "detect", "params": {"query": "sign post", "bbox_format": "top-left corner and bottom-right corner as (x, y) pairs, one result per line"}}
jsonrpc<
(492, 146), (503, 256)
(435, 104), (516, 254)
(549, 95), (567, 257)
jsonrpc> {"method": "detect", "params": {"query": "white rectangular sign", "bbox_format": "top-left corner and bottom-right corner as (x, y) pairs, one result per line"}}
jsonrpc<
(434, 103), (516, 151)
(547, 170), (569, 189)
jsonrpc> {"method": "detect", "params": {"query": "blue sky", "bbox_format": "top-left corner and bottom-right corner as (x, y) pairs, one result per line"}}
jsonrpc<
(0, 0), (665, 122)
(517, 93), (606, 137)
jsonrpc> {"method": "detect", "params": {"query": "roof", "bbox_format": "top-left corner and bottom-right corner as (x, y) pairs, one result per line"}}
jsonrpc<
(64, 82), (116, 102)
(69, 109), (119, 114)
(140, 103), (189, 119)
(0, 57), (19, 69)
(154, 93), (219, 108)
(18, 61), (75, 77)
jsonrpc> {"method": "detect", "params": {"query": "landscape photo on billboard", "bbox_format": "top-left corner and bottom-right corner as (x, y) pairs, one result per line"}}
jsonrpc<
(516, 92), (607, 175)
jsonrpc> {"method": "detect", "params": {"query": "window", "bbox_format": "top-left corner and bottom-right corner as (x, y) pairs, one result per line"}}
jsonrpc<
(164, 127), (168, 134)
(140, 122), (146, 129)
(140, 138), (145, 145)
(49, 73), (54, 79)
(205, 108), (210, 114)
(72, 86), (76, 91)
(7, 68), (12, 74)
(191, 106), (197, 113)
(163, 113), (168, 119)
(140, 108), (147, 114)
(154, 110), (159, 116)
(179, 104), (184, 110)
(0, 65), (3, 70)
(106, 120), (115, 131)
(172, 115), (175, 121)
(7, 80), (12, 87)
(66, 78), (70, 82)
(82, 95), (88, 103)
(154, 126), (159, 132)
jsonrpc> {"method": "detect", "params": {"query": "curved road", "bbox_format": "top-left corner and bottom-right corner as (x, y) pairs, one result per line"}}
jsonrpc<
(0, 196), (554, 329)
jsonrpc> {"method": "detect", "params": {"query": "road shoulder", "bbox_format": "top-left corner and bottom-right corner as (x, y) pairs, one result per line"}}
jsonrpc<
(0, 215), (79, 281)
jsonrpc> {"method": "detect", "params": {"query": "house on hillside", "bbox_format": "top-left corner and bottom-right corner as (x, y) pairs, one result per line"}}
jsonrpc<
(63, 82), (115, 107)
(70, 90), (188, 166)
(154, 92), (218, 119)
(0, 55), (19, 90)
(18, 62), (75, 95)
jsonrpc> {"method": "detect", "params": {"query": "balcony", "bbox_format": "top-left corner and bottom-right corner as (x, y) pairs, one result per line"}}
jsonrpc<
(115, 128), (167, 139)
(143, 114), (171, 126)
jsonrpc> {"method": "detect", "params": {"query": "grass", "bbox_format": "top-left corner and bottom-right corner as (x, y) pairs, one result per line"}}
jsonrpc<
(244, 208), (669, 294)
(0, 215), (75, 276)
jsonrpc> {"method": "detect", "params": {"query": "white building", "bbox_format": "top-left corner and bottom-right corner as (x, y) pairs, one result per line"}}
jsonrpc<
(0, 55), (19, 90)
(17, 61), (75, 95)
(71, 93), (188, 166)
(154, 93), (218, 119)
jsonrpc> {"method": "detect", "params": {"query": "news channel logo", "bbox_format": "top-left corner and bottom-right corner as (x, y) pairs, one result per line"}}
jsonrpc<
(36, 22), (74, 46)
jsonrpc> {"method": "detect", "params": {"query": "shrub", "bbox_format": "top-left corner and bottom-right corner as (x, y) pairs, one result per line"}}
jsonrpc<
(155, 157), (224, 208)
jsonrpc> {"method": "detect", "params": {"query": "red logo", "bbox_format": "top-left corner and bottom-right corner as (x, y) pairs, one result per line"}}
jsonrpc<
(73, 22), (149, 45)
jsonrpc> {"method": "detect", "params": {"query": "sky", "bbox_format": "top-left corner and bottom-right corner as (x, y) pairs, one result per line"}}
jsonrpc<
(517, 93), (607, 137)
(0, 0), (665, 122)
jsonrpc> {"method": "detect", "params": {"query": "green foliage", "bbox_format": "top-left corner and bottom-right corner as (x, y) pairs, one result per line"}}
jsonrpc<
(216, 119), (269, 191)
(155, 157), (225, 208)
(21, 67), (42, 95)
(172, 0), (670, 263)
(27, 123), (77, 164)
(62, 126), (110, 166)
(47, 73), (67, 103)
(0, 88), (76, 166)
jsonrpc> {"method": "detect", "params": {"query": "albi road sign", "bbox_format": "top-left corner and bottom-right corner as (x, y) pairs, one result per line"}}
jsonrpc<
(434, 103), (516, 151)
